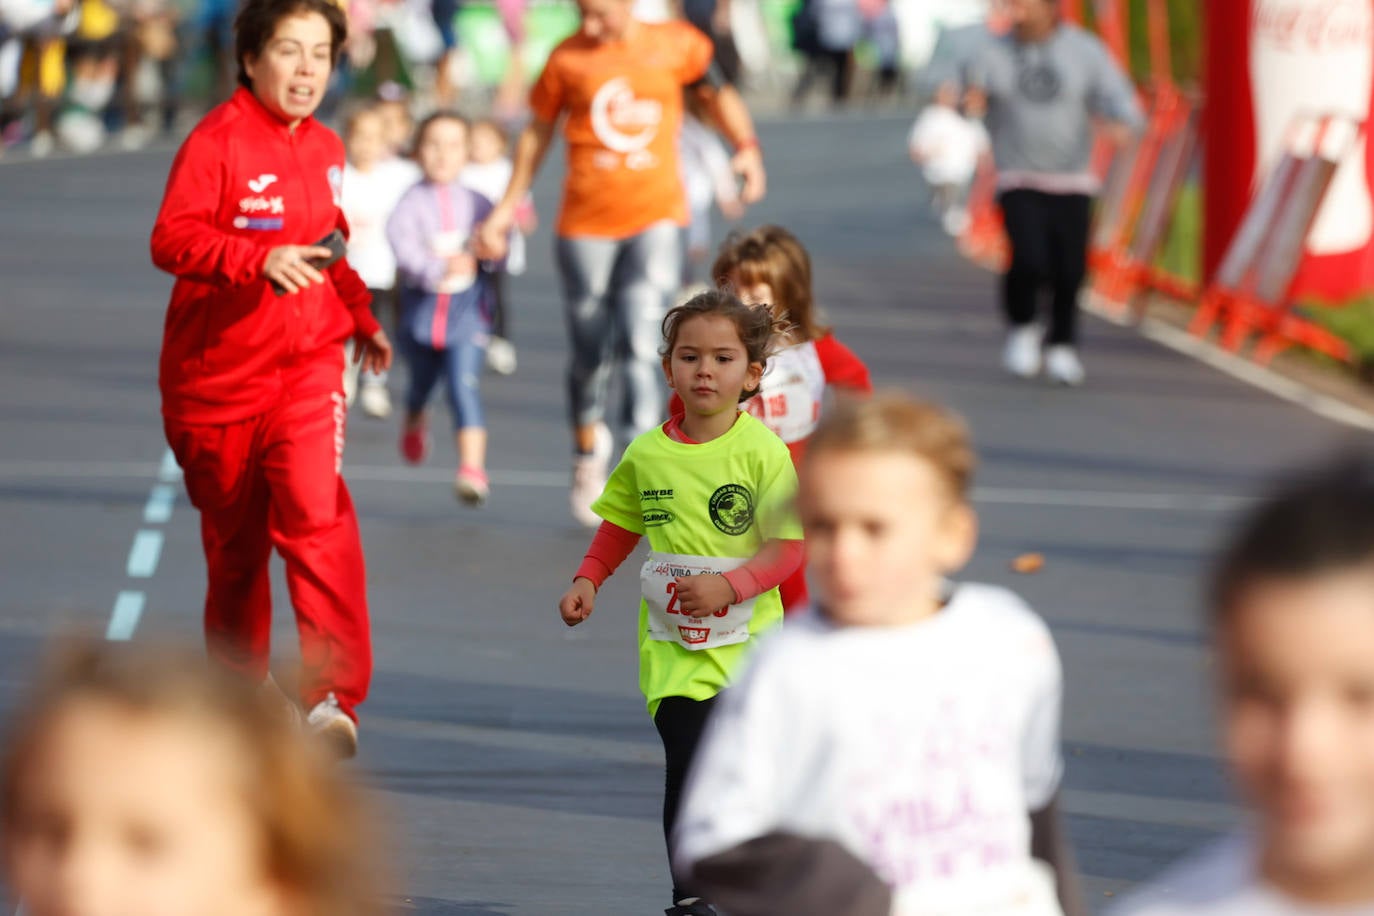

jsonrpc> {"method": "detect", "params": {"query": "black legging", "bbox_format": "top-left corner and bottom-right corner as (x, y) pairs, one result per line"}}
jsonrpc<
(654, 694), (718, 903)
(792, 49), (853, 105)
(998, 189), (1092, 346)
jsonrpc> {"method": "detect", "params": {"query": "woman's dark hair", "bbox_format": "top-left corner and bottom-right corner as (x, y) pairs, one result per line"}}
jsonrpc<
(1211, 454), (1374, 623)
(660, 289), (778, 402)
(235, 0), (349, 90)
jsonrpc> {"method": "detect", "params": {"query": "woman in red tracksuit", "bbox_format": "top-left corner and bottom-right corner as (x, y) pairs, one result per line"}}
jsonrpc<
(149, 0), (394, 758)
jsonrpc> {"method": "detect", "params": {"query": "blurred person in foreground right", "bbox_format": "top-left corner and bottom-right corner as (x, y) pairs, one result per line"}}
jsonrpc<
(964, 0), (1142, 387)
(674, 393), (1084, 916)
(1108, 456), (1374, 916)
(1, 641), (381, 916)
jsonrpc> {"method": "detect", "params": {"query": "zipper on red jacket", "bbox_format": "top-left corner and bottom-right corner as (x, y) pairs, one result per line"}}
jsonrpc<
(286, 126), (315, 357)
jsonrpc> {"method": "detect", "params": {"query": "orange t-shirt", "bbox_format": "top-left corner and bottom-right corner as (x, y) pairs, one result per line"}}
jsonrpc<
(530, 20), (713, 239)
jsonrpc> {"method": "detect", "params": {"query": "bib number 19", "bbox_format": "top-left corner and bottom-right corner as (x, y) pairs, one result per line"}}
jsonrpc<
(665, 580), (730, 619)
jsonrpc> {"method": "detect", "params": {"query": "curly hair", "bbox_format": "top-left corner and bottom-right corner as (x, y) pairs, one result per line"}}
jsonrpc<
(661, 288), (780, 402)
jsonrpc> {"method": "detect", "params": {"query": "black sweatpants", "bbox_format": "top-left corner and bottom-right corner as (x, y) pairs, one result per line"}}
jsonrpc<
(654, 694), (718, 903)
(488, 270), (509, 340)
(998, 189), (1092, 346)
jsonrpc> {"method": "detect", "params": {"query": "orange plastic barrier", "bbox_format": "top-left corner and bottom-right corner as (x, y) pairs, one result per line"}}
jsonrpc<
(1089, 86), (1201, 320)
(1188, 113), (1362, 364)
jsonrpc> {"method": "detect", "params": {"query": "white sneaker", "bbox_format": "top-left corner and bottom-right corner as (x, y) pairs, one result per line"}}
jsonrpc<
(1002, 325), (1043, 378)
(119, 123), (152, 151)
(306, 692), (358, 759)
(359, 381), (392, 418)
(941, 206), (970, 237)
(570, 422), (613, 528)
(29, 130), (54, 158)
(1045, 345), (1086, 387)
(486, 336), (518, 375)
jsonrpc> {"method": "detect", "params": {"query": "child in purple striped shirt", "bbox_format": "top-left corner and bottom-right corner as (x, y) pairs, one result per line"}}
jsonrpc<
(386, 112), (502, 507)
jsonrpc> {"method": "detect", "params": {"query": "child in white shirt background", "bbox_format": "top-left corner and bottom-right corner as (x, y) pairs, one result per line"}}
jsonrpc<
(679, 91), (743, 290)
(674, 393), (1083, 916)
(908, 80), (990, 237)
(460, 117), (536, 376)
(341, 104), (421, 418)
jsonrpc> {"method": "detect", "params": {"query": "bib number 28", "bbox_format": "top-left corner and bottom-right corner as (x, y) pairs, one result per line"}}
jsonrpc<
(665, 580), (730, 618)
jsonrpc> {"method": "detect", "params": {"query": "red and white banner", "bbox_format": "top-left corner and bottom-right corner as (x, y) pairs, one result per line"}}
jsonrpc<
(1205, 0), (1374, 300)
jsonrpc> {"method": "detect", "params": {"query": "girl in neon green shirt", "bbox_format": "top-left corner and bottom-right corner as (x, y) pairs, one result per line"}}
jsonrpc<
(559, 290), (804, 916)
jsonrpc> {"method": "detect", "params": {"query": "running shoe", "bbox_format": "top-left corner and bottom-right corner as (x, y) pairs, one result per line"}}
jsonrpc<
(666, 899), (720, 916)
(306, 692), (358, 760)
(1045, 345), (1086, 387)
(1002, 325), (1043, 379)
(29, 130), (54, 158)
(486, 336), (518, 375)
(455, 466), (489, 507)
(401, 416), (429, 465)
(942, 205), (970, 237)
(360, 381), (393, 419)
(569, 422), (612, 528)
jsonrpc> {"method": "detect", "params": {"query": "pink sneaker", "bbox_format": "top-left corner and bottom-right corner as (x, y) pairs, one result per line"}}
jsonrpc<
(455, 466), (489, 507)
(400, 416), (429, 465)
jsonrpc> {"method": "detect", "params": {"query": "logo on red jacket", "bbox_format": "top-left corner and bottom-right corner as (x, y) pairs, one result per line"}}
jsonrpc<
(239, 195), (284, 214)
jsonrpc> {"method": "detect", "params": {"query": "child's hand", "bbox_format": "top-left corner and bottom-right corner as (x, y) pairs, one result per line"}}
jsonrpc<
(718, 195), (745, 222)
(674, 574), (736, 618)
(445, 252), (478, 277)
(560, 577), (597, 626)
(355, 328), (394, 373)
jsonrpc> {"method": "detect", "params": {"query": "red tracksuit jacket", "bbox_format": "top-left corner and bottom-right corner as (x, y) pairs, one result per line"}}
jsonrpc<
(151, 88), (380, 424)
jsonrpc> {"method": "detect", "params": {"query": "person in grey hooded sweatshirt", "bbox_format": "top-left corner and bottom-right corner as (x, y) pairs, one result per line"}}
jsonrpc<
(965, 0), (1142, 386)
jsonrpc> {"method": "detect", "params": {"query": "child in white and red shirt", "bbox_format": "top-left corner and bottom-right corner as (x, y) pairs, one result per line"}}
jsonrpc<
(691, 224), (872, 612)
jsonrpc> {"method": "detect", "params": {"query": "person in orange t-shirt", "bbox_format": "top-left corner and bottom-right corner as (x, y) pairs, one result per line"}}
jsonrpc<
(476, 0), (767, 530)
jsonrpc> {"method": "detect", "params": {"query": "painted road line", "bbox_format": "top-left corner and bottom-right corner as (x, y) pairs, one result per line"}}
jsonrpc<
(126, 530), (164, 578)
(159, 447), (182, 481)
(106, 591), (145, 641)
(972, 487), (1252, 512)
(143, 483), (177, 523)
(0, 458), (1258, 512)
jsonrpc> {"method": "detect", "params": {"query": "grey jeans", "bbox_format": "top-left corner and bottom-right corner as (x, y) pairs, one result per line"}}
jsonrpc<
(555, 220), (683, 439)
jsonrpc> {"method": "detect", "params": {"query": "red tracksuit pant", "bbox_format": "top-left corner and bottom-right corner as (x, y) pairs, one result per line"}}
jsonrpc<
(164, 380), (371, 717)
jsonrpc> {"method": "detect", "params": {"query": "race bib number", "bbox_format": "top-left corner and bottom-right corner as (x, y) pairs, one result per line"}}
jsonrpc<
(745, 343), (826, 444)
(641, 552), (756, 651)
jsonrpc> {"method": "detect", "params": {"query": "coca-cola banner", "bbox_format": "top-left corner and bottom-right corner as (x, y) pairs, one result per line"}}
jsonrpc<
(1205, 0), (1374, 300)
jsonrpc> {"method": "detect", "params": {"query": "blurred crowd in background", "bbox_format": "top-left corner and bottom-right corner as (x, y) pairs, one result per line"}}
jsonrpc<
(0, 0), (992, 157)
